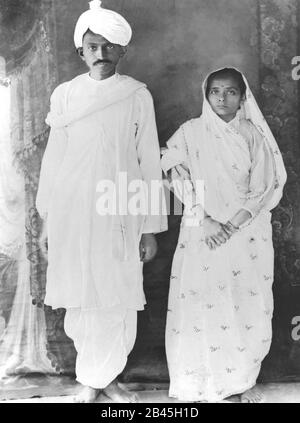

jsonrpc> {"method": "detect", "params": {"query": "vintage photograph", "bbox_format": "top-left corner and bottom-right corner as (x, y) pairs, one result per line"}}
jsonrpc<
(0, 0), (299, 405)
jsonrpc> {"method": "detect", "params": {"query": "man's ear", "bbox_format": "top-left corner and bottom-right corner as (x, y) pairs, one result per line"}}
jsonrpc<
(77, 48), (84, 60)
(119, 46), (127, 57)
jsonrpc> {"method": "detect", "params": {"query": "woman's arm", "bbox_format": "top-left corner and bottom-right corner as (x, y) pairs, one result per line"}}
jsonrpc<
(226, 122), (277, 231)
(161, 128), (231, 249)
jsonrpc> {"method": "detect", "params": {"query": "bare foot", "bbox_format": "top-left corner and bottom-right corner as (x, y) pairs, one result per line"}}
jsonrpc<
(74, 385), (100, 403)
(241, 385), (264, 403)
(103, 380), (139, 403)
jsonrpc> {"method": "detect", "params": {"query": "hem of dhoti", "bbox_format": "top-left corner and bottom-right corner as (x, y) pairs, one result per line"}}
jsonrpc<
(75, 358), (127, 390)
(169, 380), (258, 403)
(75, 377), (121, 391)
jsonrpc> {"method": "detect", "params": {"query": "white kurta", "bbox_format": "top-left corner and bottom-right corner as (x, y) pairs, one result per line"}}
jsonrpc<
(36, 73), (167, 311)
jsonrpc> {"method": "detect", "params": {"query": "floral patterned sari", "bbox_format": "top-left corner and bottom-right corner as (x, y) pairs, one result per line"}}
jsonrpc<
(161, 68), (286, 402)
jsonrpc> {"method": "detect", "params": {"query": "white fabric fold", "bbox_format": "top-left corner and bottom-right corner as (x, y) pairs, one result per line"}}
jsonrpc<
(46, 75), (145, 129)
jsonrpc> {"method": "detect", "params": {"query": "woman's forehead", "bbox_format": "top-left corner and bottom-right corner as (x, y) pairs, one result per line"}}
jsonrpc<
(208, 76), (240, 89)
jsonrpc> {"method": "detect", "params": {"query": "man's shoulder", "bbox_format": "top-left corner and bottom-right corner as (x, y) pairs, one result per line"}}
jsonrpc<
(118, 74), (148, 93)
(117, 75), (154, 106)
(51, 74), (87, 97)
(118, 74), (146, 86)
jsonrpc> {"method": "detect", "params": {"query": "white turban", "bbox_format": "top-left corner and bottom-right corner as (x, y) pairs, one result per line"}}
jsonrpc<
(74, 0), (132, 48)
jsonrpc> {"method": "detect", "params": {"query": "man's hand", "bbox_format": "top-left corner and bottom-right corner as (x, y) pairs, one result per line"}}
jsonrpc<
(203, 217), (230, 250)
(139, 233), (158, 262)
(39, 222), (48, 260)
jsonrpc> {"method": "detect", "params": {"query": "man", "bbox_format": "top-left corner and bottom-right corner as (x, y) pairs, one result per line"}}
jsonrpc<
(36, 0), (167, 403)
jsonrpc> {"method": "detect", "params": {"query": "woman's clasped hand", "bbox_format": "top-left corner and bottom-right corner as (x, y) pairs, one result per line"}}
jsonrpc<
(203, 216), (238, 250)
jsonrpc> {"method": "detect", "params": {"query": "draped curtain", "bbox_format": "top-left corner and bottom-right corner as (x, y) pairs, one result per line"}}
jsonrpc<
(0, 1), (67, 384)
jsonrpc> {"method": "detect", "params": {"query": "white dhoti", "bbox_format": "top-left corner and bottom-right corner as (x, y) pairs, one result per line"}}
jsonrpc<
(64, 306), (137, 389)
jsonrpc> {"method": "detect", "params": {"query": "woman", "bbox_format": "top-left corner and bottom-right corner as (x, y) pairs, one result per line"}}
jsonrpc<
(161, 67), (286, 403)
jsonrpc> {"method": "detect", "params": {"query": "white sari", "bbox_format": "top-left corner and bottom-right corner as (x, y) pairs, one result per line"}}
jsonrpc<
(161, 68), (286, 402)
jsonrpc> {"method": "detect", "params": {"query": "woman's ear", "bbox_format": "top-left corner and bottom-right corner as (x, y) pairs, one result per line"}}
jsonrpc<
(240, 94), (246, 105)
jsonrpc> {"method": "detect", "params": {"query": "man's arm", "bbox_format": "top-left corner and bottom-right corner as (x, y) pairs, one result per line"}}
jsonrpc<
(36, 85), (68, 257)
(135, 88), (168, 235)
(134, 88), (168, 261)
(36, 85), (68, 220)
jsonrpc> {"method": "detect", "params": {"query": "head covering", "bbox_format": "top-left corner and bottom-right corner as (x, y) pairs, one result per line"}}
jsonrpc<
(161, 67), (287, 225)
(74, 0), (132, 48)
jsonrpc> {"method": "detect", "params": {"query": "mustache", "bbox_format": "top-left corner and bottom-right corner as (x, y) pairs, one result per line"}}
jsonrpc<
(93, 59), (112, 65)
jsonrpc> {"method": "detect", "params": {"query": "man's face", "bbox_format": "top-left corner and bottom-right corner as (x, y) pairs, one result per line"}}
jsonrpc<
(80, 31), (126, 77)
(207, 77), (244, 122)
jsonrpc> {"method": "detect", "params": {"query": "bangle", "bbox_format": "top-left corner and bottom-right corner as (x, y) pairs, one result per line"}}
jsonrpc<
(225, 220), (239, 231)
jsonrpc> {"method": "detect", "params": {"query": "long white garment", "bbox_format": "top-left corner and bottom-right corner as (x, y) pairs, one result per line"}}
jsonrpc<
(64, 306), (137, 389)
(36, 73), (167, 310)
(161, 69), (286, 402)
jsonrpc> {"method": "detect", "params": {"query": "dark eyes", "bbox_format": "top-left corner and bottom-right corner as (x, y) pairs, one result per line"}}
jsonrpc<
(209, 89), (237, 95)
(88, 44), (114, 51)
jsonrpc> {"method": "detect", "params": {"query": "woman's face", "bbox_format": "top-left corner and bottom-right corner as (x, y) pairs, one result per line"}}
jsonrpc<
(207, 76), (244, 122)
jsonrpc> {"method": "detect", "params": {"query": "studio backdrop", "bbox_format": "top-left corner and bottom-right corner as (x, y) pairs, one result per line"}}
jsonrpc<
(0, 0), (299, 386)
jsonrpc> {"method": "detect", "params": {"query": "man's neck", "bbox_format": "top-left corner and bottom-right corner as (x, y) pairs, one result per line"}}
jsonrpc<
(89, 68), (116, 81)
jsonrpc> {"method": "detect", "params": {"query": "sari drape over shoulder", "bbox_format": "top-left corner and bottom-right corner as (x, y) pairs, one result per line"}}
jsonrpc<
(161, 71), (286, 225)
(161, 68), (286, 402)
